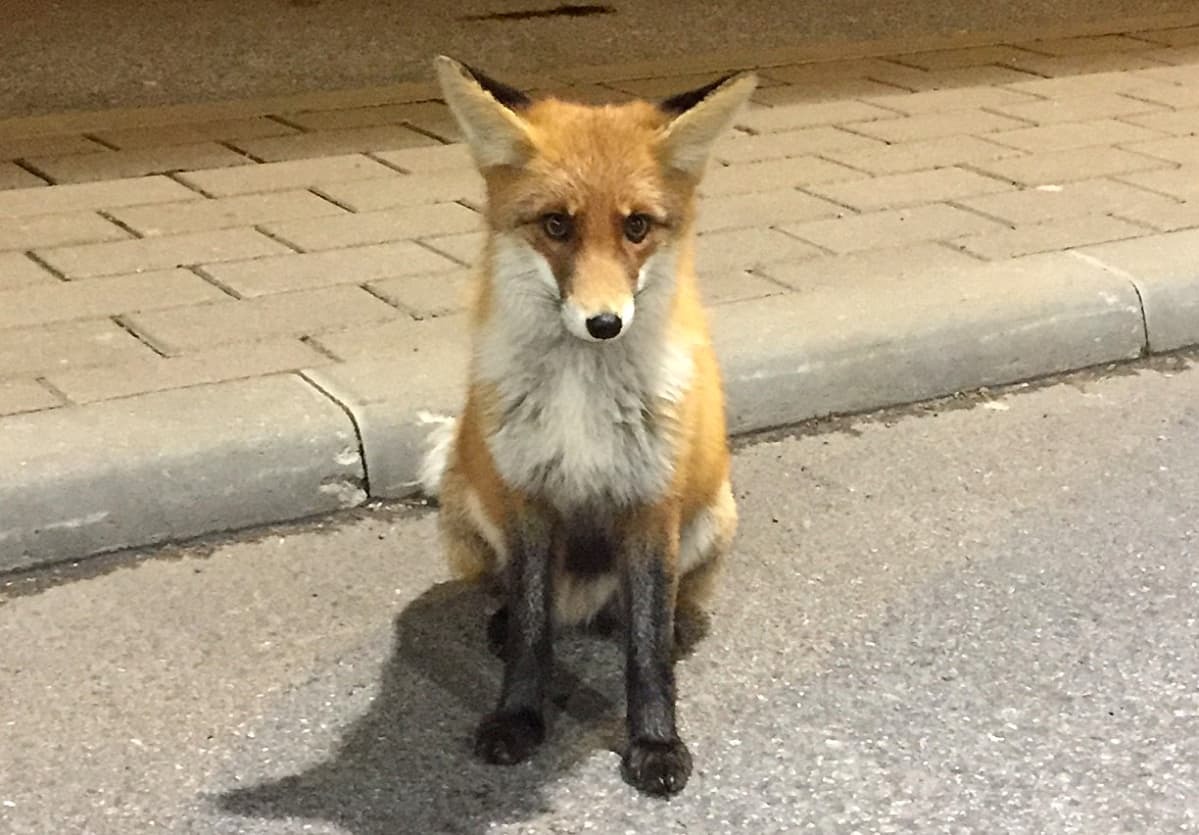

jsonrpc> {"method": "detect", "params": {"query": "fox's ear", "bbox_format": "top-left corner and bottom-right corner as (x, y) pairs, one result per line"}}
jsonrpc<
(434, 56), (537, 169)
(657, 72), (758, 177)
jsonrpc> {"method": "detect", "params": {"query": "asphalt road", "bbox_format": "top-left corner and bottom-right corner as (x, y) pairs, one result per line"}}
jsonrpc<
(2, 355), (1198, 834)
(3, 0), (1198, 117)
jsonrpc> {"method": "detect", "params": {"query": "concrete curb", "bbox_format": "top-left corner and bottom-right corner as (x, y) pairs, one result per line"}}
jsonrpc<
(5, 236), (1197, 573)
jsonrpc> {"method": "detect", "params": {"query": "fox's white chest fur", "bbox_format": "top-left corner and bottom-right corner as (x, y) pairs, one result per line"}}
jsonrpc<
(475, 241), (692, 512)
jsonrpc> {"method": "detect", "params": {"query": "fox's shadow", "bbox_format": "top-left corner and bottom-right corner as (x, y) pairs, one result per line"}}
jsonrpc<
(217, 579), (709, 834)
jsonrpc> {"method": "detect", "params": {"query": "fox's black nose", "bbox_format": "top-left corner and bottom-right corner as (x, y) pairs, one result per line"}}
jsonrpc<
(586, 313), (622, 340)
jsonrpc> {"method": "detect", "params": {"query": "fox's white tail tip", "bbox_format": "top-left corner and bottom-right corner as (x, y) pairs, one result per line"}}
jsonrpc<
(416, 411), (457, 499)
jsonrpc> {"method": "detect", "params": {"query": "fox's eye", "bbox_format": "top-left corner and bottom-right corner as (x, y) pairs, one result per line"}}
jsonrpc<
(542, 213), (573, 241)
(623, 213), (651, 244)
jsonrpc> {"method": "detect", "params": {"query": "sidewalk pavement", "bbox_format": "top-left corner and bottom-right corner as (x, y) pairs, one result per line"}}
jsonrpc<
(4, 18), (1199, 571)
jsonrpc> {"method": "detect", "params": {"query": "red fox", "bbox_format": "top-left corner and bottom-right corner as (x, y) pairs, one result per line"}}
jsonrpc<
(420, 56), (756, 796)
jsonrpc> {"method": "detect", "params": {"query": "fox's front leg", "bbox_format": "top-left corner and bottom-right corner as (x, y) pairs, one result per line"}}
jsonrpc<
(620, 507), (692, 796)
(475, 510), (554, 765)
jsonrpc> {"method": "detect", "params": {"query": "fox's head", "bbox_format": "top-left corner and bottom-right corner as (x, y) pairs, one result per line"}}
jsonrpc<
(435, 56), (757, 343)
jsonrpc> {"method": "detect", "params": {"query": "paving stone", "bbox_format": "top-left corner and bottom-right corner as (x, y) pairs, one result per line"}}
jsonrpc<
(762, 58), (915, 85)
(36, 228), (290, 279)
(0, 176), (202, 217)
(108, 191), (347, 236)
(694, 226), (824, 273)
(848, 109), (1028, 143)
(1119, 165), (1199, 200)
(201, 240), (458, 296)
(25, 143), (251, 184)
(0, 379), (62, 416)
(177, 154), (399, 196)
(1133, 25), (1199, 47)
(46, 338), (331, 403)
(863, 85), (1038, 115)
(999, 51), (1165, 77)
(1123, 108), (1199, 136)
(715, 127), (884, 164)
(1018, 34), (1155, 56)
(959, 178), (1181, 225)
(695, 268), (789, 305)
(125, 285), (400, 352)
(0, 319), (157, 377)
(971, 146), (1171, 186)
(951, 214), (1147, 259)
(281, 102), (451, 131)
(366, 269), (474, 319)
(889, 45), (1042, 70)
(757, 241), (981, 290)
(0, 269), (227, 329)
(231, 125), (437, 162)
(261, 202), (481, 251)
(1108, 196), (1199, 232)
(986, 119), (1166, 153)
(870, 64), (1040, 91)
(0, 134), (107, 160)
(696, 189), (845, 233)
(91, 118), (298, 149)
(822, 135), (1021, 175)
(750, 78), (908, 105)
(1122, 136), (1199, 164)
(989, 93), (1164, 125)
(316, 170), (484, 211)
(0, 253), (56, 290)
(700, 157), (863, 196)
(371, 144), (476, 173)
(420, 231), (485, 265)
(735, 100), (898, 133)
(782, 203), (1002, 253)
(0, 162), (47, 190)
(0, 211), (129, 252)
(807, 167), (1012, 211)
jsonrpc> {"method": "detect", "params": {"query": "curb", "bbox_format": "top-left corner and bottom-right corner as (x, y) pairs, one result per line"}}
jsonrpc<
(4, 230), (1198, 572)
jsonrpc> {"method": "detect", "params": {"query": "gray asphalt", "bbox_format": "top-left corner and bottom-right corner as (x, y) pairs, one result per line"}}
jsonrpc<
(2, 355), (1198, 834)
(3, 0), (1197, 117)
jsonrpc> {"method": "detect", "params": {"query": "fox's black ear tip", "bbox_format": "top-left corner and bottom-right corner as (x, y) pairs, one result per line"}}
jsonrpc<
(447, 61), (532, 110)
(658, 71), (752, 114)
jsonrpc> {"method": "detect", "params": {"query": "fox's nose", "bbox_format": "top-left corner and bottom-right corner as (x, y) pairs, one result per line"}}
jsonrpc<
(585, 313), (622, 340)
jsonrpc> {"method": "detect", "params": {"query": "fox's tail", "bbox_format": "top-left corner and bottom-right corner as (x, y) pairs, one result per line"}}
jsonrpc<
(416, 412), (457, 499)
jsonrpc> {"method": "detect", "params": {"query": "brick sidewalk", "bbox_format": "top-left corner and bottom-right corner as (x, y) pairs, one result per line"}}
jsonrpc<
(6, 24), (1199, 416)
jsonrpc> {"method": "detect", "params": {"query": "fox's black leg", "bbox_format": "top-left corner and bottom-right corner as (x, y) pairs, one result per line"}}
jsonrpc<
(620, 521), (692, 796)
(486, 606), (508, 658)
(474, 514), (554, 765)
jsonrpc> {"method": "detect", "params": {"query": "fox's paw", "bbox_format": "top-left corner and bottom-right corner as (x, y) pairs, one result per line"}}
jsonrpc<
(474, 709), (545, 765)
(621, 737), (692, 796)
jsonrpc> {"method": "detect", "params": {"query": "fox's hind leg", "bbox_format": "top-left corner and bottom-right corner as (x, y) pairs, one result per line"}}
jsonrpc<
(675, 480), (737, 651)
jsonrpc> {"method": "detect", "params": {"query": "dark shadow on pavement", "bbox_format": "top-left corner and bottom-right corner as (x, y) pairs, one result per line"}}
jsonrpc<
(217, 577), (707, 833)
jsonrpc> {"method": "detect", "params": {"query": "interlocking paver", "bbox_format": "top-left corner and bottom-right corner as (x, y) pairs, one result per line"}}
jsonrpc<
(25, 143), (251, 184)
(261, 202), (480, 251)
(873, 64), (1039, 91)
(45, 338), (331, 404)
(0, 319), (156, 377)
(124, 286), (400, 352)
(999, 51), (1165, 77)
(750, 78), (907, 105)
(0, 162), (47, 190)
(890, 45), (1041, 70)
(847, 109), (1028, 143)
(950, 214), (1147, 259)
(366, 269), (474, 319)
(693, 226), (823, 273)
(0, 378), (62, 416)
(1018, 34), (1155, 56)
(986, 119), (1165, 153)
(757, 241), (981, 290)
(821, 135), (1021, 175)
(1123, 136), (1199, 164)
(970, 146), (1172, 186)
(694, 268), (788, 305)
(420, 231), (484, 265)
(989, 93), (1163, 125)
(0, 135), (106, 160)
(863, 86), (1037, 115)
(0, 212), (129, 252)
(0, 176), (201, 217)
(715, 127), (883, 164)
(735, 100), (898, 133)
(1117, 165), (1199, 200)
(701, 157), (862, 196)
(1134, 25), (1199, 47)
(177, 154), (399, 196)
(696, 189), (845, 233)
(370, 144), (476, 173)
(0, 253), (56, 290)
(782, 203), (1002, 253)
(1108, 195), (1199, 232)
(281, 102), (451, 132)
(91, 118), (298, 150)
(107, 191), (348, 236)
(807, 167), (1012, 211)
(1124, 107), (1199, 136)
(37, 229), (290, 279)
(230, 125), (437, 162)
(200, 240), (457, 297)
(316, 170), (484, 211)
(959, 178), (1181, 225)
(0, 269), (227, 329)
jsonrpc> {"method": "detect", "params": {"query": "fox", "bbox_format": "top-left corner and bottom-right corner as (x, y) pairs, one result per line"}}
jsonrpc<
(419, 55), (757, 796)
